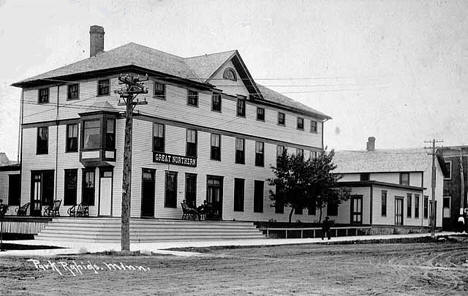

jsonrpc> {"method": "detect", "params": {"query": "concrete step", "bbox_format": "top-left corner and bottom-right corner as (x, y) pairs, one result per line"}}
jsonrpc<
(51, 218), (254, 226)
(44, 223), (257, 229)
(35, 218), (265, 242)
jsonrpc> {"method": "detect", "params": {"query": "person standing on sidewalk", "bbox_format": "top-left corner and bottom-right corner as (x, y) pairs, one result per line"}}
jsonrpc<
(322, 216), (331, 240)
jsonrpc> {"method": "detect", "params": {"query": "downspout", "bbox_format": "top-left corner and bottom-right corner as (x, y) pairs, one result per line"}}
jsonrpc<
(321, 119), (328, 150)
(18, 89), (24, 205)
(17, 89), (24, 163)
(54, 85), (60, 202)
(459, 148), (465, 220)
(369, 185), (373, 225)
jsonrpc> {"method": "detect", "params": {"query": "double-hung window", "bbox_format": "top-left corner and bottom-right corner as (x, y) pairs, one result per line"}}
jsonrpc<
(153, 123), (165, 153)
(234, 178), (244, 212)
(165, 171), (177, 208)
(278, 112), (285, 125)
(237, 98), (246, 117)
(210, 134), (221, 161)
(310, 120), (318, 133)
(37, 127), (48, 155)
(67, 84), (79, 100)
(400, 173), (410, 186)
(83, 120), (101, 150)
(38, 88), (49, 104)
(415, 194), (420, 218)
(154, 82), (166, 99)
(186, 129), (197, 157)
(381, 190), (387, 216)
(407, 193), (412, 218)
(64, 169), (77, 206)
(66, 124), (78, 152)
(254, 180), (264, 213)
(424, 196), (429, 219)
(105, 119), (115, 149)
(235, 138), (245, 164)
(212, 93), (221, 112)
(257, 107), (265, 121)
(187, 90), (198, 106)
(297, 117), (304, 130)
(97, 79), (110, 96)
(255, 141), (264, 167)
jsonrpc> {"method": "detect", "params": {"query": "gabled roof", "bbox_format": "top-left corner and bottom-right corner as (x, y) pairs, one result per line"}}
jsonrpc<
(13, 43), (204, 86)
(333, 148), (447, 175)
(12, 43), (330, 120)
(184, 50), (237, 82)
(257, 84), (331, 120)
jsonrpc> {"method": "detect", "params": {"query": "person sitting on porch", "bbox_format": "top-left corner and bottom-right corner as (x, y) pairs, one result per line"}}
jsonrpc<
(0, 199), (8, 218)
(182, 200), (201, 221)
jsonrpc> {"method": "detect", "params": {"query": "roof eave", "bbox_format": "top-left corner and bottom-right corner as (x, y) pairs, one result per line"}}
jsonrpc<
(12, 65), (214, 90)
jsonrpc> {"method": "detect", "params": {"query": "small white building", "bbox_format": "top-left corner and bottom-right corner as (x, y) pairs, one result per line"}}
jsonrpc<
(331, 138), (447, 231)
(0, 162), (21, 215)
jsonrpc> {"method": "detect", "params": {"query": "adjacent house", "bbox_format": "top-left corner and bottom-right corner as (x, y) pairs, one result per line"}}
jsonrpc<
(9, 26), (330, 221)
(440, 146), (468, 230)
(0, 153), (21, 214)
(332, 137), (447, 232)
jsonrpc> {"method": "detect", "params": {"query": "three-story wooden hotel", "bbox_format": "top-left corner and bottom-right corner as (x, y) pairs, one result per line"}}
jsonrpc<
(11, 26), (330, 222)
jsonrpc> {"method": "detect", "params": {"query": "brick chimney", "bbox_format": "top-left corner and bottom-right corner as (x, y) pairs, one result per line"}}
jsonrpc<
(366, 137), (376, 151)
(89, 25), (105, 57)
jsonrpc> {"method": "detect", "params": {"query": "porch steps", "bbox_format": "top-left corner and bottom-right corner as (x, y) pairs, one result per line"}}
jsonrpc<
(35, 218), (266, 242)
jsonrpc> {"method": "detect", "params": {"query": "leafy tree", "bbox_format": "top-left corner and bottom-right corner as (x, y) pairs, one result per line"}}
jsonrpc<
(268, 149), (350, 223)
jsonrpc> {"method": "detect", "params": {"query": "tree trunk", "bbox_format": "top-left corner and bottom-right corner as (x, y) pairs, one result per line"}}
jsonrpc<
(288, 207), (294, 224)
(319, 207), (323, 223)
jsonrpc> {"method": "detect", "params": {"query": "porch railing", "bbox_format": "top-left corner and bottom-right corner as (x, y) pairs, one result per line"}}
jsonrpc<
(259, 226), (372, 239)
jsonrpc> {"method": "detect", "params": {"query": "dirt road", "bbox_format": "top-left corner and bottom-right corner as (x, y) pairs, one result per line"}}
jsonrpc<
(1, 240), (467, 295)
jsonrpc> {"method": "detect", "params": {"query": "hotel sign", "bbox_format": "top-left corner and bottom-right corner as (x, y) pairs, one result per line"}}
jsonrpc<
(153, 152), (197, 167)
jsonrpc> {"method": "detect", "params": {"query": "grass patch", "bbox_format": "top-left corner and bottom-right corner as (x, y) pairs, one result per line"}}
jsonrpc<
(165, 235), (458, 253)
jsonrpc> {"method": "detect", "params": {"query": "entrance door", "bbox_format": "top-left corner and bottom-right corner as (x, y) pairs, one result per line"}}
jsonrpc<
(30, 170), (54, 216)
(8, 174), (21, 206)
(99, 169), (113, 216)
(141, 168), (155, 217)
(395, 197), (404, 226)
(430, 200), (437, 228)
(206, 176), (223, 220)
(350, 195), (363, 225)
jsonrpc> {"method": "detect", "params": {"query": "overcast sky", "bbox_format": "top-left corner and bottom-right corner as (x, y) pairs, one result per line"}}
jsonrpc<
(1, 0), (467, 161)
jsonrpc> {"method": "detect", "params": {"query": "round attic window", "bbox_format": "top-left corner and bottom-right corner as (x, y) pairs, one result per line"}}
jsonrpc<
(223, 68), (237, 81)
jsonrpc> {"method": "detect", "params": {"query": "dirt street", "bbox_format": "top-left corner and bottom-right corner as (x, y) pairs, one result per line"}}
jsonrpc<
(1, 240), (467, 295)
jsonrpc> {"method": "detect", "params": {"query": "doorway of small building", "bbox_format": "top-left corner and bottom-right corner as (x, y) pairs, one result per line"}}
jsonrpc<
(30, 170), (54, 216)
(98, 168), (113, 216)
(350, 195), (363, 225)
(430, 200), (437, 228)
(141, 168), (155, 218)
(395, 197), (404, 226)
(206, 175), (223, 220)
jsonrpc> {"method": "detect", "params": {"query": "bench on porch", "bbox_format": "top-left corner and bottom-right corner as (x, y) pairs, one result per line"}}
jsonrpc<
(67, 204), (89, 217)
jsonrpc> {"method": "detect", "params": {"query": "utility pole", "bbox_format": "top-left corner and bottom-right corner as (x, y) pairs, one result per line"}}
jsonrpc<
(458, 147), (466, 231)
(424, 139), (443, 238)
(115, 74), (148, 251)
